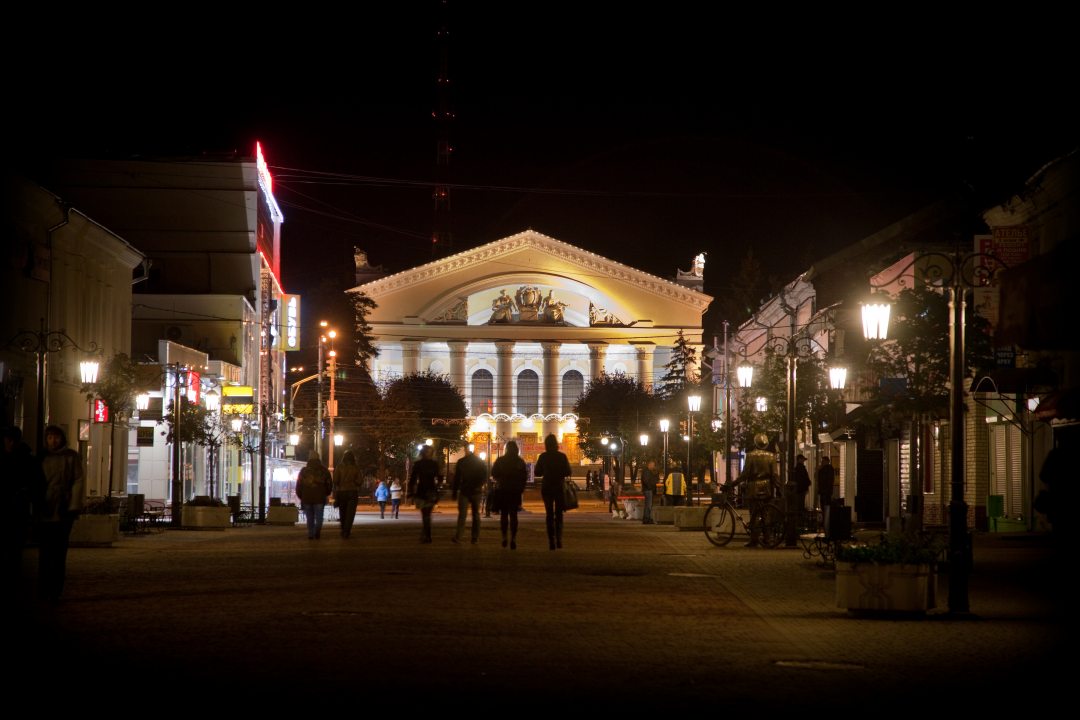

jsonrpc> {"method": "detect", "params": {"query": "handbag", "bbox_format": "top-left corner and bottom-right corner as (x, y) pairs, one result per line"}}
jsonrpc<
(487, 486), (503, 514)
(563, 478), (579, 511)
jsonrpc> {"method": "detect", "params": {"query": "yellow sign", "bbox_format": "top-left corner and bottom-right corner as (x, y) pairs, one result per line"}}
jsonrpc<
(222, 386), (254, 415)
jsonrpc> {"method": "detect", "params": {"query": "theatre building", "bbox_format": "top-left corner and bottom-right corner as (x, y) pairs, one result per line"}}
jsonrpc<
(350, 230), (712, 465)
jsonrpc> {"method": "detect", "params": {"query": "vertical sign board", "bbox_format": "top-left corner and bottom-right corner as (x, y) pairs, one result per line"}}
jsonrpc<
(276, 294), (302, 351)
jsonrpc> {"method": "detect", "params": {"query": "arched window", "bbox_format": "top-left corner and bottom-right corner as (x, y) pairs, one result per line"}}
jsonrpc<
(517, 369), (539, 415)
(471, 369), (493, 415)
(562, 369), (584, 412)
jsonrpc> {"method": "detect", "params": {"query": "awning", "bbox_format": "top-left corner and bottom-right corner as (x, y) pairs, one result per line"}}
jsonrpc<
(970, 366), (1057, 395)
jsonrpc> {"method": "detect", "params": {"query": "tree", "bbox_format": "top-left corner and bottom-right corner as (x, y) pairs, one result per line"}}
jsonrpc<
(863, 286), (994, 424)
(656, 330), (699, 400)
(573, 372), (659, 480)
(348, 290), (380, 368)
(381, 371), (468, 474)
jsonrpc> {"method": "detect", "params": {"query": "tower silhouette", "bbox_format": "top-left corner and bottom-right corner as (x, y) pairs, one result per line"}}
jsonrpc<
(432, 0), (454, 260)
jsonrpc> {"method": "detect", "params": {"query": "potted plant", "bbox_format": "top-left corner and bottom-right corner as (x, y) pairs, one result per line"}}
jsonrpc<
(181, 495), (231, 529)
(70, 496), (121, 546)
(835, 533), (945, 614)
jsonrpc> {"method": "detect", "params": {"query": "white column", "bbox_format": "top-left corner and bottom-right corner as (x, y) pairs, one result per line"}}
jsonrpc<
(635, 344), (655, 391)
(495, 342), (515, 439)
(401, 340), (420, 376)
(542, 342), (561, 438)
(448, 341), (467, 396)
(588, 343), (607, 384)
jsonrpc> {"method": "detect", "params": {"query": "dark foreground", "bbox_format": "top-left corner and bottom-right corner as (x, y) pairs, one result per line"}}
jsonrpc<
(12, 504), (1065, 711)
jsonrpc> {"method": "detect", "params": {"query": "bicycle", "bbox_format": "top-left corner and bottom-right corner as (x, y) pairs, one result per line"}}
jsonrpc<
(703, 484), (785, 548)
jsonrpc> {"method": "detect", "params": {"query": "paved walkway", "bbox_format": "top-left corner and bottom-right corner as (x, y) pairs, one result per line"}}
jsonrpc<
(14, 502), (1065, 711)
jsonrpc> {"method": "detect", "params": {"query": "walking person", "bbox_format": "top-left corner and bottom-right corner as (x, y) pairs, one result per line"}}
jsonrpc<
(535, 434), (572, 550)
(816, 456), (835, 531)
(490, 440), (527, 549)
(451, 446), (487, 544)
(4, 426), (44, 601)
(36, 425), (85, 602)
(333, 450), (362, 539)
(639, 459), (659, 524)
(374, 477), (390, 519)
(408, 445), (442, 543)
(606, 471), (623, 518)
(295, 452), (332, 540)
(389, 477), (402, 518)
(785, 454), (812, 547)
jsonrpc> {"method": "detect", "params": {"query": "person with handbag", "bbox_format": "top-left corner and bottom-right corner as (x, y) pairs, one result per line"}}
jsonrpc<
(407, 445), (442, 544)
(490, 440), (527, 549)
(534, 433), (572, 550)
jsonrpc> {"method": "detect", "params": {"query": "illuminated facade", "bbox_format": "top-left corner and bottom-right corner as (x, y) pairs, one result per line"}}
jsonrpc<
(351, 230), (713, 464)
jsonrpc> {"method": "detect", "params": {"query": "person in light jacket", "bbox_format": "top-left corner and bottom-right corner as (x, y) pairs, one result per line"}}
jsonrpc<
(36, 425), (85, 601)
(374, 478), (390, 519)
(389, 477), (403, 519)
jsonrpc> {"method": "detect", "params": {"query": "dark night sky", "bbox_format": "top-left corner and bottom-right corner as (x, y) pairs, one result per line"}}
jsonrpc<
(10, 5), (1078, 309)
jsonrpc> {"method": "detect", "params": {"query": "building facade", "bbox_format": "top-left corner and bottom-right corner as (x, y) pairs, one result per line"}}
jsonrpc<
(351, 230), (713, 465)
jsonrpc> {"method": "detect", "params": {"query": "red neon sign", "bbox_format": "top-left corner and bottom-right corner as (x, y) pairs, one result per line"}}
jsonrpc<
(93, 399), (109, 423)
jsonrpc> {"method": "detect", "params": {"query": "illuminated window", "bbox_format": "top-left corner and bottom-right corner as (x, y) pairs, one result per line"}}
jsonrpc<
(562, 370), (584, 412)
(470, 369), (493, 415)
(517, 369), (539, 415)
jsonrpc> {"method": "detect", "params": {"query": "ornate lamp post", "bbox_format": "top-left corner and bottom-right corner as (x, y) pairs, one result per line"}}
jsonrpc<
(862, 249), (1007, 614)
(687, 394), (701, 505)
(659, 419), (669, 484)
(7, 318), (99, 453)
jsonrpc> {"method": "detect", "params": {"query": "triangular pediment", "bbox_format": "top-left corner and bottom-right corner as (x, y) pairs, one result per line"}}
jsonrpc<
(351, 230), (712, 327)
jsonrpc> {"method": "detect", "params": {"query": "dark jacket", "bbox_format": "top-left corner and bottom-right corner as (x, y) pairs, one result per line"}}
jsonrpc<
(816, 463), (835, 500)
(639, 466), (659, 494)
(491, 453), (528, 500)
(333, 463), (363, 494)
(792, 463), (811, 495)
(408, 457), (442, 498)
(452, 453), (487, 497)
(295, 461), (332, 505)
(534, 450), (572, 496)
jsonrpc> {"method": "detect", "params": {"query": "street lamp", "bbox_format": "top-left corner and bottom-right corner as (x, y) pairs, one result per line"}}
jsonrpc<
(687, 394), (701, 505)
(6, 318), (99, 453)
(659, 419), (669, 482)
(863, 249), (1007, 614)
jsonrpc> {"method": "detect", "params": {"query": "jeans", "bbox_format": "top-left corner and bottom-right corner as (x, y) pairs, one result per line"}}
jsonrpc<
(642, 489), (654, 523)
(302, 503), (325, 538)
(377, 501), (387, 518)
(335, 491), (358, 537)
(391, 498), (400, 518)
(542, 490), (565, 548)
(37, 515), (75, 600)
(455, 491), (482, 542)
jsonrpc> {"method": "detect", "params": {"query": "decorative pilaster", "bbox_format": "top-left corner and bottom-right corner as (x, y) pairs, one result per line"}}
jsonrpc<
(448, 341), (467, 396)
(401, 340), (420, 376)
(542, 342), (561, 437)
(635, 344), (656, 391)
(495, 342), (515, 438)
(588, 343), (607, 384)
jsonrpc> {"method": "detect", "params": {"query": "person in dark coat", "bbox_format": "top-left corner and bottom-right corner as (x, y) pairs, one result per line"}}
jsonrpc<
(37, 425), (85, 601)
(490, 440), (527, 549)
(534, 434), (572, 550)
(295, 452), (332, 539)
(332, 450), (362, 539)
(3, 425), (44, 598)
(451, 446), (488, 544)
(785, 454), (812, 547)
(816, 456), (836, 530)
(408, 445), (442, 544)
(639, 459), (659, 525)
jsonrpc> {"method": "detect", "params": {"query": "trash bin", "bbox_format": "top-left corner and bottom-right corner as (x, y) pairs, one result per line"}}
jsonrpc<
(227, 495), (241, 517)
(987, 494), (1005, 531)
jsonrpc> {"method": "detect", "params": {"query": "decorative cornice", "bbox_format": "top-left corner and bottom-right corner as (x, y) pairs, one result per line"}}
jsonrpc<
(350, 230), (712, 310)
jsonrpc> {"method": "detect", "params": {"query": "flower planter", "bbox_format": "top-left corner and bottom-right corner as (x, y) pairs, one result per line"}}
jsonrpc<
(267, 505), (299, 526)
(835, 562), (937, 614)
(181, 505), (231, 529)
(70, 513), (120, 547)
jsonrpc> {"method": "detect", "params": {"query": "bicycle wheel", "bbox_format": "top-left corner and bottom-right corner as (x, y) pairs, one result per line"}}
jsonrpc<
(703, 503), (736, 547)
(760, 503), (786, 548)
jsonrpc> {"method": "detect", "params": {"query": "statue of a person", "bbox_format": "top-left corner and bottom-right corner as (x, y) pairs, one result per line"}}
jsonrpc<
(543, 290), (567, 323)
(489, 290), (515, 324)
(735, 433), (779, 547)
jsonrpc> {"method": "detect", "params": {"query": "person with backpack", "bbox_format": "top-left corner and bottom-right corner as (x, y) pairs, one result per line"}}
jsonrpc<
(295, 452), (332, 540)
